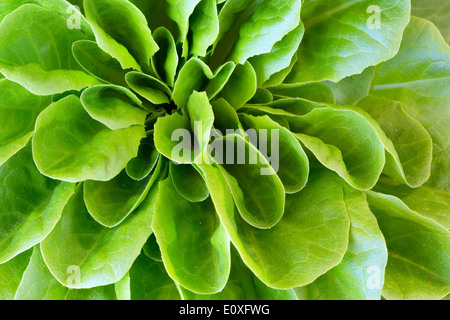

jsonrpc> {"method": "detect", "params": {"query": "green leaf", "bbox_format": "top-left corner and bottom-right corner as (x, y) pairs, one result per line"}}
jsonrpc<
(72, 40), (128, 87)
(0, 4), (100, 95)
(366, 191), (450, 300)
(370, 17), (450, 193)
(297, 189), (387, 300)
(0, 0), (92, 34)
(326, 67), (375, 106)
(0, 79), (51, 166)
(84, 0), (159, 71)
(189, 0), (220, 57)
(211, 134), (286, 229)
(154, 112), (195, 164)
(178, 247), (297, 300)
(33, 95), (145, 183)
(14, 245), (67, 300)
(166, 0), (202, 55)
(198, 164), (350, 289)
(151, 27), (179, 88)
(187, 91), (215, 152)
(83, 158), (163, 227)
(219, 61), (257, 110)
(40, 182), (160, 288)
(0, 250), (32, 300)
(211, 99), (243, 134)
(129, 253), (180, 300)
(152, 177), (230, 294)
(80, 84), (147, 130)
(172, 57), (235, 107)
(142, 234), (162, 262)
(374, 176), (450, 229)
(248, 88), (274, 105)
(126, 134), (160, 181)
(412, 0), (450, 43)
(239, 114), (309, 194)
(170, 162), (209, 203)
(0, 143), (75, 264)
(269, 83), (335, 105)
(287, 0), (411, 83)
(357, 94), (433, 188)
(128, 0), (179, 39)
(249, 23), (304, 86)
(65, 285), (118, 300)
(210, 0), (302, 67)
(262, 52), (298, 88)
(125, 71), (171, 105)
(287, 104), (386, 190)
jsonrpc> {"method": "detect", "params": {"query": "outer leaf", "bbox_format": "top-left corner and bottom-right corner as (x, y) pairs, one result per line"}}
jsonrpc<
(0, 4), (100, 95)
(198, 164), (350, 289)
(15, 245), (67, 300)
(129, 254), (180, 300)
(0, 144), (75, 264)
(0, 79), (50, 166)
(40, 182), (160, 289)
(287, 0), (411, 83)
(33, 95), (145, 183)
(84, 0), (159, 71)
(370, 17), (450, 192)
(152, 177), (230, 294)
(366, 191), (450, 300)
(0, 250), (32, 300)
(80, 84), (147, 130)
(297, 189), (387, 300)
(210, 0), (302, 66)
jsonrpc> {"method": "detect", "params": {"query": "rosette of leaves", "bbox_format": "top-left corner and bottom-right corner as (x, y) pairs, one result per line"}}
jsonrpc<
(0, 0), (449, 301)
